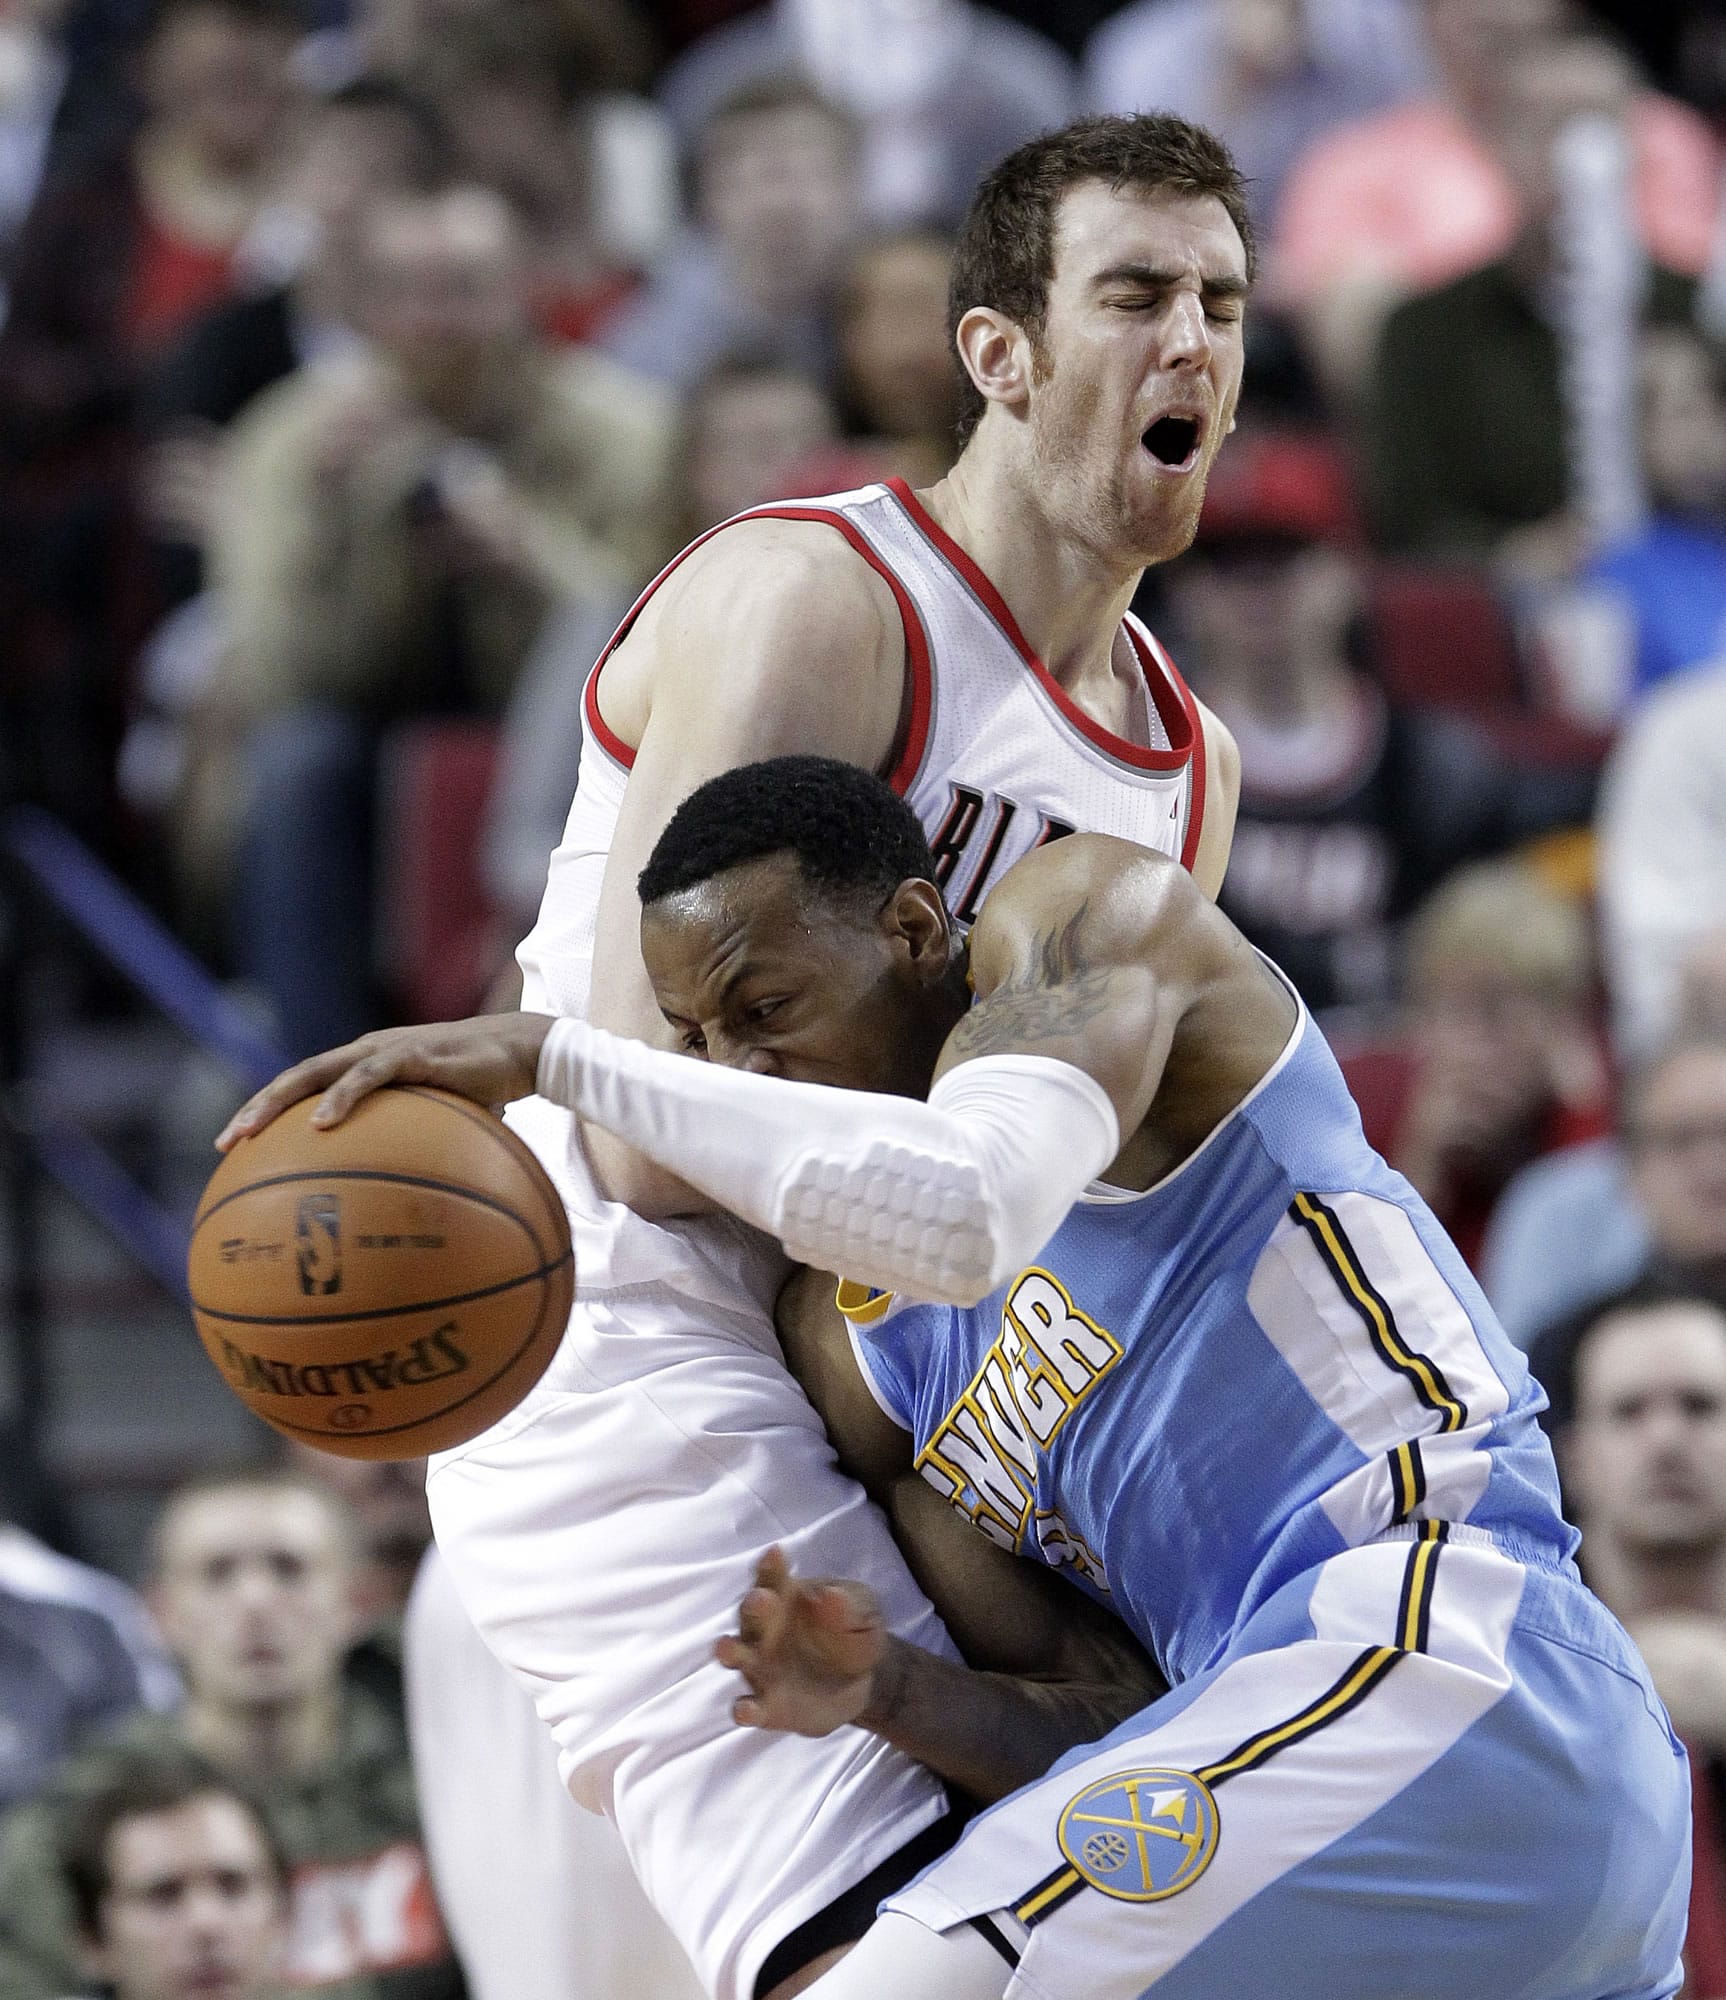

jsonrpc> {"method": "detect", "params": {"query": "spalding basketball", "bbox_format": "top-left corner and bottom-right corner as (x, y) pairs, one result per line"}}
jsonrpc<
(188, 1086), (572, 1459)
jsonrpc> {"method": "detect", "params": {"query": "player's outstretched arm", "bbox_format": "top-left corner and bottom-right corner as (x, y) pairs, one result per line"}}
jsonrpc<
(574, 518), (906, 1216)
(718, 1518), (1162, 1804)
(531, 835), (1273, 1303)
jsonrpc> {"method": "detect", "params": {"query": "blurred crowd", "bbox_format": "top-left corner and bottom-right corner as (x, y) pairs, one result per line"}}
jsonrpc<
(5, 0), (1726, 1991)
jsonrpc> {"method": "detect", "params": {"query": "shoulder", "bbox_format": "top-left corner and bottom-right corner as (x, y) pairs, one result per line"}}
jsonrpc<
(970, 833), (1216, 982)
(648, 511), (902, 664)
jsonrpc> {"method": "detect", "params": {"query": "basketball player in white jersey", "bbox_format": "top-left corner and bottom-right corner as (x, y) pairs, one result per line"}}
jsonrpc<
(223, 114), (1250, 2000)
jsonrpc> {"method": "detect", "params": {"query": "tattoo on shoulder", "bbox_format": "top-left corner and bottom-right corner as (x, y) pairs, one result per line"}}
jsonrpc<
(946, 903), (1116, 1059)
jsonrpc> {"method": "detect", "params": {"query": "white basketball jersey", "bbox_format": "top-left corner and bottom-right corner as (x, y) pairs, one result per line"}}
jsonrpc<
(439, 480), (1208, 2000)
(579, 477), (1206, 931)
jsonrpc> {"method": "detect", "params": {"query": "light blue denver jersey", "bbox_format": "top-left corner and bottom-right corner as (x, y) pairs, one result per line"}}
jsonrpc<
(845, 987), (1580, 1688)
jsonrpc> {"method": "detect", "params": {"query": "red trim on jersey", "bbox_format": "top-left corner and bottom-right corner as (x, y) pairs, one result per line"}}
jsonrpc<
(885, 477), (1196, 775)
(1127, 618), (1208, 872)
(579, 499), (932, 794)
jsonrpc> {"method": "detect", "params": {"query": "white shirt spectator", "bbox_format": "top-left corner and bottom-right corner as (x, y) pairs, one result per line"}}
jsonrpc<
(1598, 657), (1726, 1059)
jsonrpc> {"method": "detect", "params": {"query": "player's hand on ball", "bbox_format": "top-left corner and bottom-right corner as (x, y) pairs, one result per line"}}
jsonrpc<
(216, 1014), (557, 1151)
(717, 1546), (885, 1737)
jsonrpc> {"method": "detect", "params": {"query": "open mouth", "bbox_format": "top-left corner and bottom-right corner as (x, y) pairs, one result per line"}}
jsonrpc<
(1143, 415), (1201, 469)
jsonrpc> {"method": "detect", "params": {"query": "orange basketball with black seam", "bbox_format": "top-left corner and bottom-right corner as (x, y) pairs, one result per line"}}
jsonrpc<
(188, 1085), (572, 1459)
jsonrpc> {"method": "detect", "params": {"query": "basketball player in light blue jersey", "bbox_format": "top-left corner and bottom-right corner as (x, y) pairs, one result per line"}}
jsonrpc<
(241, 755), (1691, 1998)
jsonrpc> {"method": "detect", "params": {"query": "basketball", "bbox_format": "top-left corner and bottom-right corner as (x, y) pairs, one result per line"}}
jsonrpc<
(188, 1086), (573, 1459)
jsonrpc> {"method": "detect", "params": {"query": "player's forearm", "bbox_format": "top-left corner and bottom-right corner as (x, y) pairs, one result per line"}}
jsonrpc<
(535, 1016), (1118, 1306)
(860, 1634), (1140, 1803)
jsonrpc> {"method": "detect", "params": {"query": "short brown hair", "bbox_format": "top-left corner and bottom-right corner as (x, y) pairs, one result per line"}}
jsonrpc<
(57, 1748), (290, 1941)
(948, 114), (1255, 446)
(148, 1460), (360, 1578)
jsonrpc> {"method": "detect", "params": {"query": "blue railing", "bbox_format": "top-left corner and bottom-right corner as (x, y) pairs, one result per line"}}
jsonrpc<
(1, 805), (287, 1305)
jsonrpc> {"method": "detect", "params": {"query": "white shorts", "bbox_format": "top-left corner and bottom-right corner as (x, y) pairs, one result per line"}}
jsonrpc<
(428, 1102), (955, 2000)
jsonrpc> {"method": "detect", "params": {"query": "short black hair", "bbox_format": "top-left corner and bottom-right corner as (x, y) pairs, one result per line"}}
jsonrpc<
(1528, 1273), (1726, 1436)
(638, 756), (939, 912)
(56, 1747), (290, 1941)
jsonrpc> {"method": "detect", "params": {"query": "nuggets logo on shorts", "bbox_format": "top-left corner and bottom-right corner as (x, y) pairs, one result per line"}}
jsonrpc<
(1057, 1768), (1219, 1902)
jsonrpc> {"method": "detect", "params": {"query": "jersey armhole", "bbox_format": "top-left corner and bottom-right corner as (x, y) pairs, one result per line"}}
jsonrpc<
(837, 1282), (914, 1431)
(1134, 622), (1208, 873)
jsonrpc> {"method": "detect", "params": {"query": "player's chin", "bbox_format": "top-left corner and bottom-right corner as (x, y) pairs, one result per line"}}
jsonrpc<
(1122, 470), (1206, 564)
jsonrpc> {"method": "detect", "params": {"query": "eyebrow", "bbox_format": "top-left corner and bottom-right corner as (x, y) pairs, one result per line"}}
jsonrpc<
(1089, 261), (1252, 299)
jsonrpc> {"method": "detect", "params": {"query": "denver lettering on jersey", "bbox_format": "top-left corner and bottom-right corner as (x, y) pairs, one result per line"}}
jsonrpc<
(917, 1269), (1120, 1588)
(928, 784), (1075, 925)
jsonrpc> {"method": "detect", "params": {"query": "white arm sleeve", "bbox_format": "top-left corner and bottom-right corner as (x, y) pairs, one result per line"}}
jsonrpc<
(536, 1018), (1120, 1306)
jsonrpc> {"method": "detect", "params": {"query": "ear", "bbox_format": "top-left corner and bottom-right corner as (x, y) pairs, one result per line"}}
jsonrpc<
(879, 879), (953, 986)
(954, 306), (1035, 424)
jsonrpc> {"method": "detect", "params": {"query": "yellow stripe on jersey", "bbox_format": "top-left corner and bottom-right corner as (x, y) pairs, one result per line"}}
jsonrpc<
(1015, 1865), (1083, 1923)
(1290, 1193), (1468, 1434)
(834, 1279), (895, 1325)
(1389, 1440), (1424, 1521)
(1008, 1531), (1448, 1932)
(1196, 1645), (1403, 1789)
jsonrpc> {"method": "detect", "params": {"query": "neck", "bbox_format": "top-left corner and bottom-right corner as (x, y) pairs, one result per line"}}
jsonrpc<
(180, 1684), (342, 1779)
(1581, 1530), (1726, 1620)
(901, 969), (972, 1099)
(918, 445), (1143, 690)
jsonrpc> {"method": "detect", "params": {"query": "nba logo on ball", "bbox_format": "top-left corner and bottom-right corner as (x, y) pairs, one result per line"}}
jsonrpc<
(295, 1194), (342, 1296)
(1057, 1768), (1219, 1901)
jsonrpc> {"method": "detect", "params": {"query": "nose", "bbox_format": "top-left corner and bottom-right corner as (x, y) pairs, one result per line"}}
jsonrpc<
(1160, 290), (1211, 370)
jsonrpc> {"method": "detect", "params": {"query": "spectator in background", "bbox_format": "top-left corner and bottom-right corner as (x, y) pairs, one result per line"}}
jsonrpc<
(834, 228), (960, 483)
(409, 21), (639, 346)
(1364, 858), (1609, 1272)
(279, 1448), (430, 1633)
(1084, 0), (1428, 242)
(1598, 656), (1726, 1061)
(0, 0), (302, 453)
(143, 77), (452, 599)
(1271, 0), (1720, 402)
(1559, 323), (1726, 715)
(1162, 430), (1588, 1019)
(0, 1465), (462, 2000)
(1486, 1030), (1726, 1347)
(198, 182), (673, 1055)
(0, 0), (302, 853)
(1534, 1284), (1726, 1991)
(302, 0), (655, 101)
(483, 353), (845, 943)
(1364, 29), (1700, 562)
(598, 78), (860, 392)
(55, 1750), (290, 2000)
(654, 0), (1074, 230)
(0, 1522), (178, 1814)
